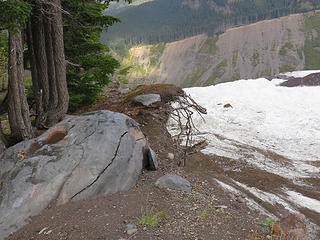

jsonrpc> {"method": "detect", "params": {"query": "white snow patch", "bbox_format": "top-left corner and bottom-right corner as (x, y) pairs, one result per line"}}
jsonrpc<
(214, 179), (241, 195)
(168, 76), (320, 179)
(233, 181), (297, 213)
(286, 190), (320, 214)
(282, 70), (320, 78)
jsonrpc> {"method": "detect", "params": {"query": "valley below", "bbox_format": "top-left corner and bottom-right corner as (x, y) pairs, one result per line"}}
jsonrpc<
(112, 11), (320, 88)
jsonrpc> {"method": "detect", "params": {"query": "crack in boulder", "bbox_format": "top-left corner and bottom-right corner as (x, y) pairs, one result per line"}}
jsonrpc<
(70, 131), (128, 200)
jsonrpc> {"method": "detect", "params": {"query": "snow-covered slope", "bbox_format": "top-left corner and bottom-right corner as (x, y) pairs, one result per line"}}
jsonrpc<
(168, 70), (320, 238)
(183, 74), (320, 165)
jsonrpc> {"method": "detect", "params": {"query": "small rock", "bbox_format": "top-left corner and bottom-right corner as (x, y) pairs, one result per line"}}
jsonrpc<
(167, 153), (174, 160)
(155, 174), (191, 193)
(145, 147), (158, 170)
(125, 224), (138, 235)
(127, 229), (137, 235)
(125, 224), (137, 231)
(236, 195), (246, 203)
(133, 94), (161, 106)
(223, 103), (233, 108)
(214, 205), (228, 209)
(273, 213), (307, 240)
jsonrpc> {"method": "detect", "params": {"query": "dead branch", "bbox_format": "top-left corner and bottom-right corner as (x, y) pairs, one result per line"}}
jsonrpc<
(169, 92), (207, 166)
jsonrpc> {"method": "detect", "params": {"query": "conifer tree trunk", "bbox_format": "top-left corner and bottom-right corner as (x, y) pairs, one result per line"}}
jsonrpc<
(7, 29), (34, 141)
(28, 0), (69, 128)
(0, 122), (7, 153)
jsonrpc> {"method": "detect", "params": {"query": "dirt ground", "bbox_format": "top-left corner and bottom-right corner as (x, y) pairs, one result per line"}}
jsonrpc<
(5, 84), (271, 240)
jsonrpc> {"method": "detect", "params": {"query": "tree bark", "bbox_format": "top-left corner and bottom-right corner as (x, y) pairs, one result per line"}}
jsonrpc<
(7, 29), (34, 141)
(27, 0), (69, 128)
(0, 122), (7, 153)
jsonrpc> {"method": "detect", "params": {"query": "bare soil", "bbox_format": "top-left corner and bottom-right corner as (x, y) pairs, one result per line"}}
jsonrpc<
(5, 84), (271, 240)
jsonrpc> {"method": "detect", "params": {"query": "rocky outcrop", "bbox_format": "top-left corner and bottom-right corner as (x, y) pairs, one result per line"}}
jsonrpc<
(0, 110), (156, 240)
(280, 72), (320, 87)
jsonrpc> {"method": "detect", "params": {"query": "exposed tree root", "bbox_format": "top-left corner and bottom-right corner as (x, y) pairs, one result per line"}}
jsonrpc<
(168, 93), (207, 166)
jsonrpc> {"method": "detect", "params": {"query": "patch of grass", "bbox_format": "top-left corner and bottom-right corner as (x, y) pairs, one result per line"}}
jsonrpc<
(137, 208), (168, 227)
(232, 50), (238, 68)
(205, 69), (225, 86)
(279, 64), (296, 73)
(251, 51), (260, 67)
(118, 65), (132, 76)
(150, 43), (165, 66)
(199, 36), (219, 56)
(183, 69), (207, 87)
(215, 207), (225, 215)
(297, 48), (304, 60)
(217, 59), (228, 68)
(261, 217), (277, 234)
(303, 13), (320, 69)
(287, 28), (292, 39)
(279, 42), (295, 56)
(24, 77), (32, 86)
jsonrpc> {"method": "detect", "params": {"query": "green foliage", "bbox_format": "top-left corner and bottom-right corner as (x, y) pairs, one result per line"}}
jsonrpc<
(0, 0), (32, 31)
(216, 59), (228, 68)
(199, 36), (218, 55)
(279, 42), (294, 56)
(62, 0), (121, 111)
(261, 217), (277, 234)
(280, 64), (296, 73)
(215, 207), (225, 214)
(232, 50), (238, 68)
(0, 31), (8, 91)
(118, 65), (132, 75)
(303, 13), (320, 69)
(112, 40), (133, 58)
(137, 208), (168, 227)
(251, 51), (260, 67)
(204, 59), (227, 86)
(150, 43), (165, 66)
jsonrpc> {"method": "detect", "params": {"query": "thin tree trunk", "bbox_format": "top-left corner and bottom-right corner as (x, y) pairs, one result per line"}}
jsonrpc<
(30, 4), (50, 111)
(46, 0), (69, 125)
(28, 0), (69, 128)
(7, 29), (34, 141)
(0, 122), (7, 153)
(44, 17), (58, 110)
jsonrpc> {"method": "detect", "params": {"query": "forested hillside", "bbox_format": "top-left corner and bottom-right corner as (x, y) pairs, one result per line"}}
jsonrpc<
(115, 11), (320, 87)
(102, 0), (320, 45)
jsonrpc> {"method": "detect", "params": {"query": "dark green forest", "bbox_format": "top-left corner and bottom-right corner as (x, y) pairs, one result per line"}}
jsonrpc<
(102, 0), (320, 45)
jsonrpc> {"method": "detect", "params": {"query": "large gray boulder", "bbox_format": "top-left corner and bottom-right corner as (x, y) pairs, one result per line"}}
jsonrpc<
(0, 110), (156, 239)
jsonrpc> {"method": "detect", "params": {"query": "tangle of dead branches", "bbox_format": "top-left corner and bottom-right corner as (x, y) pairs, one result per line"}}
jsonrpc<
(169, 93), (207, 166)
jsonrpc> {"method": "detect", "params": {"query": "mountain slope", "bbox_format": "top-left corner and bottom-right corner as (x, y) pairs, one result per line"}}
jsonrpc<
(103, 0), (320, 44)
(115, 11), (320, 87)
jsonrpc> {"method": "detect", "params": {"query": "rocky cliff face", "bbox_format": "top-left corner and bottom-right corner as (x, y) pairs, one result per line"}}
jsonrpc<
(119, 11), (320, 87)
